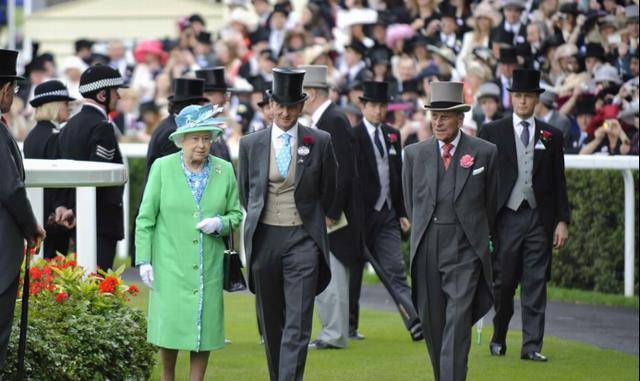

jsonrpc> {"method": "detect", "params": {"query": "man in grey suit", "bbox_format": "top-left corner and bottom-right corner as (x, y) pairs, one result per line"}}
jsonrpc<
(238, 67), (337, 381)
(0, 49), (46, 372)
(403, 82), (498, 381)
(535, 91), (572, 141)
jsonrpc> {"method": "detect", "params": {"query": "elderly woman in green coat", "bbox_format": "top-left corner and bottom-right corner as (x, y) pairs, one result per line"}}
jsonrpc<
(135, 104), (243, 381)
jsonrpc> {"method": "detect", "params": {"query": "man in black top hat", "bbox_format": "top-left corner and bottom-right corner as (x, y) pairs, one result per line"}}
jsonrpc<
(493, 46), (519, 112)
(565, 95), (596, 154)
(584, 42), (606, 76)
(238, 67), (337, 381)
(194, 32), (216, 68)
(195, 67), (232, 161)
(350, 80), (423, 342)
(341, 41), (369, 90)
(478, 69), (570, 362)
(0, 49), (46, 372)
(75, 39), (94, 65)
(57, 64), (128, 271)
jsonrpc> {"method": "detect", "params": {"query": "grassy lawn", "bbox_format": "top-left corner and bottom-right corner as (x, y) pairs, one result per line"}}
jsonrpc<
(128, 285), (639, 381)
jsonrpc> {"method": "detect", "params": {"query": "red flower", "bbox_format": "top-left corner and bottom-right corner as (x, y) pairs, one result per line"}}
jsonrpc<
(460, 154), (475, 168)
(540, 130), (552, 143)
(55, 292), (69, 304)
(127, 284), (140, 295)
(99, 275), (120, 294)
(301, 135), (315, 147)
(29, 267), (42, 280)
(387, 133), (398, 144)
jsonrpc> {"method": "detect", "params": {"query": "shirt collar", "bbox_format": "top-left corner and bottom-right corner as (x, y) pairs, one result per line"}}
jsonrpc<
(513, 113), (535, 130)
(311, 100), (332, 127)
(363, 117), (381, 134)
(437, 129), (462, 150)
(272, 122), (298, 140)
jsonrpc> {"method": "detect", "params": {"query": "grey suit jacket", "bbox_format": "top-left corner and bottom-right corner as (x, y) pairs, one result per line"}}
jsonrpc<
(238, 124), (338, 295)
(0, 122), (38, 293)
(402, 132), (498, 321)
(548, 110), (572, 140)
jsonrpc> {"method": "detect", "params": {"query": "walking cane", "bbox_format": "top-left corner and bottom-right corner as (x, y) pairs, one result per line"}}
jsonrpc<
(17, 240), (39, 381)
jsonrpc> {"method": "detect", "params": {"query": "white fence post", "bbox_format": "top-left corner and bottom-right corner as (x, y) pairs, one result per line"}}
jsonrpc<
(622, 169), (635, 297)
(26, 187), (44, 257)
(76, 187), (97, 272)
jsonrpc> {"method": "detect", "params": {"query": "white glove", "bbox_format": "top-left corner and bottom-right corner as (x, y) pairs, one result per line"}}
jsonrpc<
(139, 264), (154, 289)
(196, 217), (223, 235)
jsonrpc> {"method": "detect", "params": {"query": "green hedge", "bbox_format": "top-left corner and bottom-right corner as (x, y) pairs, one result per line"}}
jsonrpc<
(127, 160), (638, 295)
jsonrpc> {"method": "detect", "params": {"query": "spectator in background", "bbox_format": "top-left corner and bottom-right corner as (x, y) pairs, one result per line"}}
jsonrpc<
(580, 117), (631, 155)
(473, 81), (503, 133)
(565, 95), (596, 154)
(536, 90), (572, 139)
(194, 32), (217, 68)
(108, 41), (132, 81)
(268, 3), (289, 56)
(74, 39), (94, 66)
(457, 1), (499, 78)
(495, 46), (518, 112)
(113, 88), (149, 142)
(131, 40), (168, 102)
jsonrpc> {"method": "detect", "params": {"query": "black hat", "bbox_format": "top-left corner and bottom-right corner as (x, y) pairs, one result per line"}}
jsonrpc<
(78, 64), (128, 96)
(139, 100), (160, 114)
(259, 48), (279, 63)
(346, 40), (367, 57)
(196, 31), (212, 45)
(189, 13), (206, 25)
(0, 49), (25, 81)
(584, 42), (605, 61)
(401, 79), (419, 94)
(273, 2), (289, 16)
(249, 28), (270, 45)
(507, 69), (545, 93)
(440, 3), (457, 20)
(168, 77), (209, 103)
(74, 39), (94, 53)
(257, 89), (271, 107)
(29, 80), (76, 107)
(492, 28), (515, 46)
(267, 67), (308, 105)
(499, 46), (518, 64)
(559, 2), (579, 16)
(575, 95), (596, 116)
(359, 80), (392, 103)
(369, 48), (392, 66)
(195, 67), (229, 92)
(541, 34), (564, 55)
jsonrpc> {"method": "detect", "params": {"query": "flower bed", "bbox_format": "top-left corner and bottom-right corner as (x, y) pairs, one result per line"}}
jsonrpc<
(2, 254), (155, 380)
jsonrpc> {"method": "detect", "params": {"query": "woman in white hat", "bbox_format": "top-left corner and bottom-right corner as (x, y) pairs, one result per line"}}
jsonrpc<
(457, 2), (502, 77)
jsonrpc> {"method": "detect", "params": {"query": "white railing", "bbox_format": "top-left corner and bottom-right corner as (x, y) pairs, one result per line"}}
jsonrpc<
(22, 143), (640, 296)
(24, 159), (127, 272)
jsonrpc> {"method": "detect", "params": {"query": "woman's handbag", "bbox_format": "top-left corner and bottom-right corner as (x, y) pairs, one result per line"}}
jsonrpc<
(223, 231), (247, 292)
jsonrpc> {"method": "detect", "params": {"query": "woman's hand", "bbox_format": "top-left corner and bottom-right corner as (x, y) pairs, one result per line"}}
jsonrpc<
(196, 217), (223, 234)
(139, 264), (154, 289)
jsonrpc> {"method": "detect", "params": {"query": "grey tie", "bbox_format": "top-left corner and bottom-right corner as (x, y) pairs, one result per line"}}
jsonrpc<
(520, 121), (530, 147)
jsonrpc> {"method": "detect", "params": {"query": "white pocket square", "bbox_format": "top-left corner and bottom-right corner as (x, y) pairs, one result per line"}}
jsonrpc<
(472, 167), (485, 176)
(534, 141), (546, 150)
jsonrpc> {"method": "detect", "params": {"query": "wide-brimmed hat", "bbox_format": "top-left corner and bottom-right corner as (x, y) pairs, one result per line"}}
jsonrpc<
(195, 67), (229, 92)
(169, 104), (226, 142)
(168, 78), (209, 103)
(134, 39), (168, 65)
(468, 2), (502, 28)
(267, 67), (308, 105)
(424, 82), (471, 112)
(539, 90), (557, 108)
(29, 80), (76, 107)
(593, 64), (622, 85)
(427, 45), (456, 67)
(0, 49), (25, 81)
(359, 81), (392, 103)
(78, 64), (128, 96)
(507, 69), (545, 93)
(300, 65), (329, 89)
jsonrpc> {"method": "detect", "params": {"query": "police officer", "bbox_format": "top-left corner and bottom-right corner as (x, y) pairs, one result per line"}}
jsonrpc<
(23, 80), (76, 259)
(57, 64), (128, 270)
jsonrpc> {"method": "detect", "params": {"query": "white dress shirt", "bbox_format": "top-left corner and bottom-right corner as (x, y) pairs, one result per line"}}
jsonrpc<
(310, 100), (332, 128)
(512, 113), (536, 146)
(437, 129), (462, 157)
(271, 122), (298, 151)
(364, 118), (391, 211)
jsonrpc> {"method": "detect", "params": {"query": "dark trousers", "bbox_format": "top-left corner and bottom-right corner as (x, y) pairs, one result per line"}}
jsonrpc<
(252, 224), (320, 381)
(414, 223), (481, 381)
(0, 274), (20, 373)
(97, 235), (118, 271)
(348, 205), (419, 333)
(491, 206), (548, 354)
(43, 225), (71, 259)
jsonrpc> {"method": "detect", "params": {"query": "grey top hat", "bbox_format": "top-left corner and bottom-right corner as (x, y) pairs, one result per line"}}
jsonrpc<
(299, 65), (330, 89)
(539, 90), (557, 108)
(424, 82), (471, 112)
(476, 82), (501, 101)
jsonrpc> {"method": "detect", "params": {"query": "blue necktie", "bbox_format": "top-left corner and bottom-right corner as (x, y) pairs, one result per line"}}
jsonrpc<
(374, 128), (385, 158)
(276, 133), (292, 178)
(520, 121), (530, 147)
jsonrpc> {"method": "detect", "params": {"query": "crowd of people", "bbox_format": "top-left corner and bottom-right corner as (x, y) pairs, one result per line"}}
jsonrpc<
(1, 0), (639, 380)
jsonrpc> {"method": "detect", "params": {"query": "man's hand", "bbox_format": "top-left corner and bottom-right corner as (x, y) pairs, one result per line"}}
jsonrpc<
(399, 217), (411, 233)
(325, 217), (336, 228)
(52, 206), (76, 229)
(553, 221), (569, 249)
(28, 224), (46, 252)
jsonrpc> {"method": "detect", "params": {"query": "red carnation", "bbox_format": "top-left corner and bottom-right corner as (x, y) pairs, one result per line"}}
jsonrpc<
(540, 130), (552, 143)
(301, 135), (315, 146)
(99, 275), (120, 294)
(56, 292), (69, 304)
(387, 133), (398, 143)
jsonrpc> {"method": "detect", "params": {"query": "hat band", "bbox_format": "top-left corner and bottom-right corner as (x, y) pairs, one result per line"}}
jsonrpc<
(32, 89), (70, 101)
(79, 77), (124, 94)
(428, 101), (464, 108)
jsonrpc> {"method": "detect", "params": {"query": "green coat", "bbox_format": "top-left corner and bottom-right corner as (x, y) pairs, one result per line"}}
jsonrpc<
(136, 153), (243, 351)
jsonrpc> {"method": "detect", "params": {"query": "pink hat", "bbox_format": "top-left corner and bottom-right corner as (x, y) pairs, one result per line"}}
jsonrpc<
(134, 40), (168, 65)
(385, 24), (415, 50)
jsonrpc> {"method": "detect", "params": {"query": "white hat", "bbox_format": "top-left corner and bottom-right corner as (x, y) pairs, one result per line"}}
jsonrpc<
(594, 64), (622, 85)
(61, 56), (88, 73)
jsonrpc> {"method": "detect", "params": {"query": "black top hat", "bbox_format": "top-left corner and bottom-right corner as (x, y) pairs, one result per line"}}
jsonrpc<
(78, 64), (128, 96)
(359, 80), (392, 103)
(369, 48), (392, 66)
(507, 69), (545, 93)
(346, 40), (367, 57)
(29, 80), (76, 107)
(584, 42), (605, 61)
(401, 79), (419, 94)
(492, 28), (515, 46)
(74, 39), (94, 53)
(267, 67), (308, 105)
(168, 77), (209, 103)
(250, 28), (270, 45)
(273, 2), (289, 16)
(440, 3), (457, 19)
(541, 34), (564, 55)
(0, 49), (25, 81)
(499, 46), (518, 64)
(195, 67), (229, 92)
(575, 95), (596, 116)
(559, 2), (580, 16)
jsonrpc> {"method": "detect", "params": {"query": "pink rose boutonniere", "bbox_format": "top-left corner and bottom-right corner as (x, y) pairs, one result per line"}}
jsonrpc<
(460, 154), (474, 168)
(387, 132), (399, 144)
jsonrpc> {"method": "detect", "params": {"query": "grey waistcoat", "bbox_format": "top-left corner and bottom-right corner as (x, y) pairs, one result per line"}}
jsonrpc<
(506, 129), (537, 210)
(433, 156), (458, 224)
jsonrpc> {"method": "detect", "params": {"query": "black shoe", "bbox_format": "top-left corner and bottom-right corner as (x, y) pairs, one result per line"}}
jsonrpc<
(409, 323), (424, 341)
(521, 352), (548, 362)
(490, 342), (506, 356)
(349, 331), (365, 340)
(309, 340), (340, 350)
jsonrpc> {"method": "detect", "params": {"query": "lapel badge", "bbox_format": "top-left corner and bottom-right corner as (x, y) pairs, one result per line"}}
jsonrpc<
(214, 164), (222, 174)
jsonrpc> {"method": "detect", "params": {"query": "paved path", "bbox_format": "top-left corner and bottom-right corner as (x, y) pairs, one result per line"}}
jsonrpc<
(359, 284), (639, 355)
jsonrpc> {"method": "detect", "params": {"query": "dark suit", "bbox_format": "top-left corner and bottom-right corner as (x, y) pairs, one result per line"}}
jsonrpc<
(238, 124), (337, 381)
(478, 116), (570, 355)
(349, 121), (419, 336)
(0, 119), (38, 371)
(23, 121), (71, 259)
(403, 133), (497, 381)
(57, 105), (124, 270)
